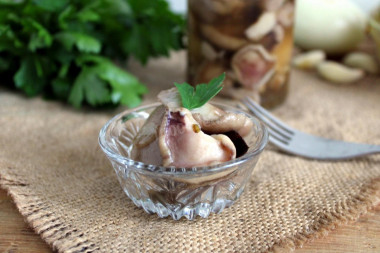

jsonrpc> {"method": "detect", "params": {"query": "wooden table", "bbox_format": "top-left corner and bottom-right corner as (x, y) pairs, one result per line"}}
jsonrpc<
(0, 189), (379, 252)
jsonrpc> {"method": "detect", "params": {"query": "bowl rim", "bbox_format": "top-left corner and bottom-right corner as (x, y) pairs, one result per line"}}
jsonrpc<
(98, 102), (268, 175)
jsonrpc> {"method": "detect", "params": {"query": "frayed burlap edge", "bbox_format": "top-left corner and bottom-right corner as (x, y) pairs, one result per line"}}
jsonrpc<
(0, 164), (99, 253)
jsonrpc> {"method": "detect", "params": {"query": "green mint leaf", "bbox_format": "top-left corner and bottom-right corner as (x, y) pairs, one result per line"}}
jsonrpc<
(175, 73), (225, 110)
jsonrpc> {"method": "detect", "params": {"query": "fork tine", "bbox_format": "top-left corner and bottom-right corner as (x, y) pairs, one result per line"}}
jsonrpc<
(243, 97), (295, 135)
(268, 135), (289, 150)
(267, 127), (290, 144)
(242, 98), (293, 138)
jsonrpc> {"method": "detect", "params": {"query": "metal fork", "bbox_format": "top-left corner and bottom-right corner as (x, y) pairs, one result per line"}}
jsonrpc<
(242, 97), (380, 160)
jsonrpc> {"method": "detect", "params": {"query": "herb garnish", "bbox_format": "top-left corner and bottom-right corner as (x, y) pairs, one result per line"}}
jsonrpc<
(0, 0), (185, 108)
(174, 73), (225, 110)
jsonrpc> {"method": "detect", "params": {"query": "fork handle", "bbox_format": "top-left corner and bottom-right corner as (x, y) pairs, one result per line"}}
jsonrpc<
(358, 145), (380, 157)
(321, 144), (380, 160)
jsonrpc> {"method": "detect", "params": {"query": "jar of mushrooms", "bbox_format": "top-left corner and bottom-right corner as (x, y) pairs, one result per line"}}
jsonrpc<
(188, 0), (294, 108)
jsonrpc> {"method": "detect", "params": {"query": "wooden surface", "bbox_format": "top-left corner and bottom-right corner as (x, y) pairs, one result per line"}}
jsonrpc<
(0, 189), (379, 252)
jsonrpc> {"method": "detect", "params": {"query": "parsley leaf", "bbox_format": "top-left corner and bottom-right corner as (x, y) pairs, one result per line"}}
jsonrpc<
(0, 0), (184, 109)
(68, 67), (111, 108)
(175, 73), (225, 110)
(95, 59), (148, 108)
(72, 55), (147, 108)
(55, 32), (101, 54)
(14, 56), (46, 96)
(33, 0), (69, 12)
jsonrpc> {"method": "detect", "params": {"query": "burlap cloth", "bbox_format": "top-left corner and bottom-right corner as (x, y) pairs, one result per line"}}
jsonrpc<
(1, 51), (380, 253)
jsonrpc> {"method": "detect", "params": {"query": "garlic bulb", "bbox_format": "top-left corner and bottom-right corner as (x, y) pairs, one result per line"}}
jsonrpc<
(294, 0), (367, 55)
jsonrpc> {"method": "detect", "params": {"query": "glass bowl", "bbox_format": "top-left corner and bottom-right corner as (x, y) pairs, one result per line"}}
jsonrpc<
(99, 102), (268, 220)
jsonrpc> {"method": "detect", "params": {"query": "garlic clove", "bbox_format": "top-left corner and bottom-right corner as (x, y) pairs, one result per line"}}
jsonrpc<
(343, 52), (379, 74)
(245, 12), (276, 41)
(293, 50), (326, 70)
(317, 61), (364, 84)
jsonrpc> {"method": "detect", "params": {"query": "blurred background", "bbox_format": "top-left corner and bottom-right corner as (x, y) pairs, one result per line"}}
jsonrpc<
(1, 0), (380, 109)
(168, 0), (380, 14)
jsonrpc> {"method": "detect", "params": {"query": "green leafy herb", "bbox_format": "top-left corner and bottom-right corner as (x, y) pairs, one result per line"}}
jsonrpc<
(0, 0), (185, 108)
(175, 73), (225, 110)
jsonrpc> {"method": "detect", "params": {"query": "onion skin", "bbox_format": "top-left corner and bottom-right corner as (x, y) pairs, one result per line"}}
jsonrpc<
(294, 0), (367, 55)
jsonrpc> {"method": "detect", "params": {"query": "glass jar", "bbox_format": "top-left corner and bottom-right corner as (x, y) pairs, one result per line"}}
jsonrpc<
(187, 0), (294, 108)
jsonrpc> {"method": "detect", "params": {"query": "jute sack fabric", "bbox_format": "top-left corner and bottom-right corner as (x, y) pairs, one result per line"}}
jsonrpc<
(0, 52), (379, 252)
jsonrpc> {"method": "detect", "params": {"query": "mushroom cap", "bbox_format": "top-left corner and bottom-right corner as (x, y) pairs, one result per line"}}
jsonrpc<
(159, 108), (236, 167)
(131, 88), (252, 167)
(232, 45), (276, 91)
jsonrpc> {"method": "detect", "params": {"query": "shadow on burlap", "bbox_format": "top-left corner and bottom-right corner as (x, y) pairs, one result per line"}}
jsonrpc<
(0, 52), (380, 252)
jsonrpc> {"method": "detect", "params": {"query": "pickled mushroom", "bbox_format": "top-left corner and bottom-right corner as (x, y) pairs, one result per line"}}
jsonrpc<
(130, 87), (251, 167)
(200, 24), (249, 51)
(191, 103), (253, 138)
(159, 108), (236, 167)
(258, 25), (285, 50)
(194, 60), (227, 84)
(264, 0), (285, 11)
(232, 45), (276, 91)
(245, 12), (276, 41)
(200, 0), (246, 16)
(201, 42), (220, 61)
(190, 0), (254, 22)
(277, 2), (294, 28)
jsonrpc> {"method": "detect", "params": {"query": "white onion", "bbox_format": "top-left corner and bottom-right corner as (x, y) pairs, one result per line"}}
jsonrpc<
(294, 0), (367, 55)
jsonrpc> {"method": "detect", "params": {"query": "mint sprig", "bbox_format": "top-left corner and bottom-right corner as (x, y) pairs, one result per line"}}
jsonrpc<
(174, 73), (225, 110)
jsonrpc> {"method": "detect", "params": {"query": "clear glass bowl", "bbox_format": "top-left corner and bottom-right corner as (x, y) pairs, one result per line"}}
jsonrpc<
(99, 102), (268, 220)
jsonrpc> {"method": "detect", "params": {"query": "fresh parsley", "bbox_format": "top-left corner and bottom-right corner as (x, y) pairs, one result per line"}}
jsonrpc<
(174, 73), (225, 110)
(0, 0), (185, 108)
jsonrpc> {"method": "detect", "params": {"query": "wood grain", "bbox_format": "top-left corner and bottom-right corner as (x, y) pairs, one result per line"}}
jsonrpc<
(0, 189), (51, 253)
(295, 204), (380, 253)
(0, 188), (379, 252)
